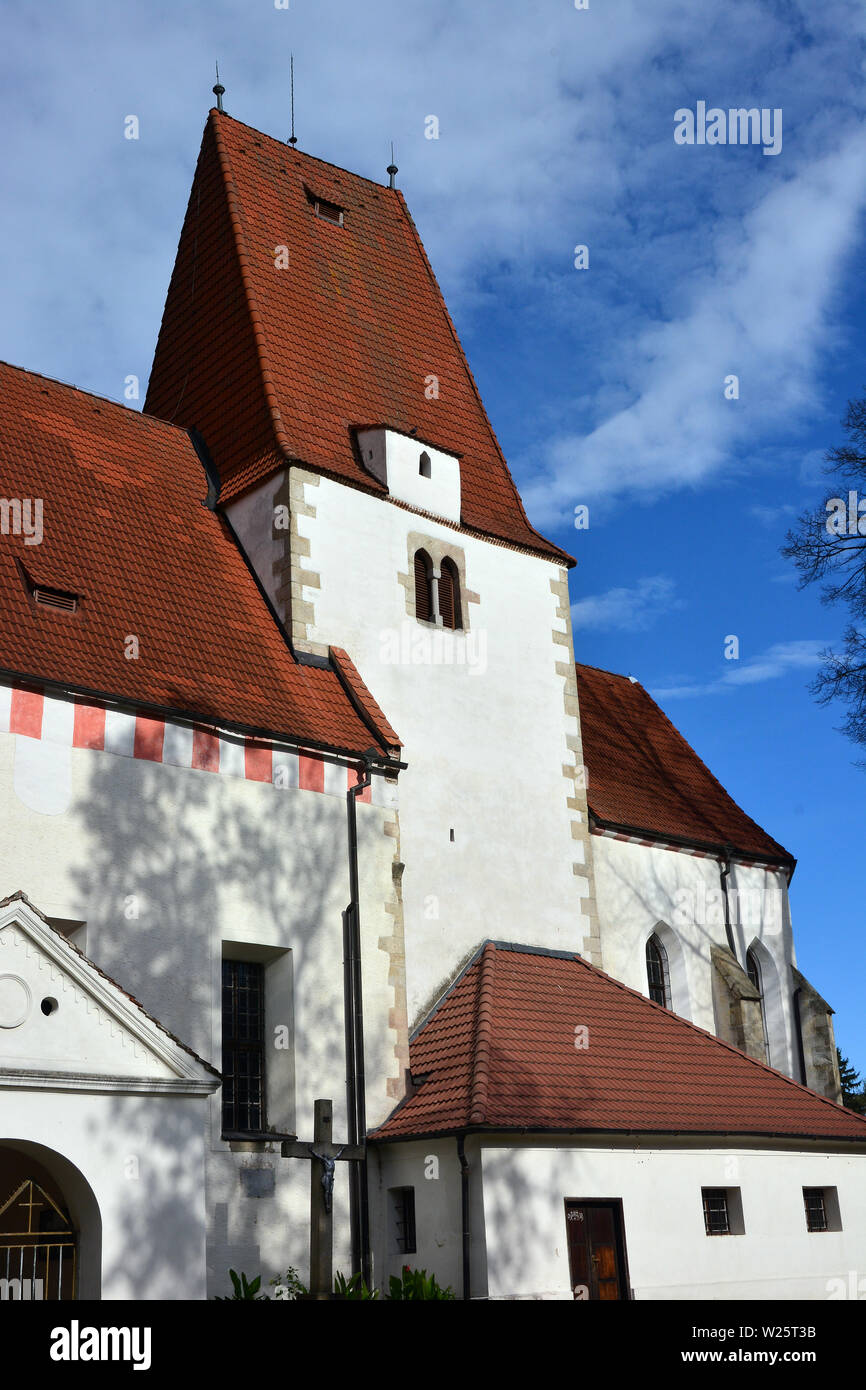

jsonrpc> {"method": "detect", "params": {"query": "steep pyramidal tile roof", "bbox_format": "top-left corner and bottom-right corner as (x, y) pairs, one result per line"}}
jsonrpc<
(372, 942), (866, 1141)
(576, 663), (793, 863)
(0, 360), (397, 757)
(145, 111), (571, 563)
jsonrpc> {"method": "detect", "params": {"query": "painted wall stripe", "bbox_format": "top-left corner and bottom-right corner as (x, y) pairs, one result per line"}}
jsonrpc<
(272, 753), (299, 789)
(162, 721), (194, 768)
(219, 737), (246, 780)
(299, 754), (324, 793)
(133, 716), (165, 763)
(104, 707), (137, 758)
(245, 741), (272, 783)
(73, 702), (106, 751)
(0, 684), (394, 808)
(591, 823), (776, 870)
(192, 727), (220, 772)
(10, 689), (43, 739)
(323, 760), (346, 798)
(39, 693), (75, 746)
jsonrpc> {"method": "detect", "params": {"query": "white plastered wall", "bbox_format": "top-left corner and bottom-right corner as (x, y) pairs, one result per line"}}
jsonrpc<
(375, 1132), (866, 1301)
(291, 473), (595, 1023)
(592, 836), (799, 1077)
(2, 1093), (208, 1300)
(478, 1137), (866, 1301)
(368, 1138), (465, 1295)
(0, 729), (399, 1295)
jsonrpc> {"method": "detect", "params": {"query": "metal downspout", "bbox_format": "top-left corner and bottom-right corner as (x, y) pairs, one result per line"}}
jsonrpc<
(719, 847), (737, 955)
(457, 1134), (471, 1301)
(346, 748), (377, 1286)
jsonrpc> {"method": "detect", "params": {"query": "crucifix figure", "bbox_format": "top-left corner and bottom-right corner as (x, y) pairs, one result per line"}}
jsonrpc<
(282, 1099), (363, 1298)
(310, 1144), (343, 1213)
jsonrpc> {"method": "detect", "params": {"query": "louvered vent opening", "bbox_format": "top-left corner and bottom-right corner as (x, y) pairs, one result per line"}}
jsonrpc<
(33, 586), (78, 613)
(439, 559), (460, 630)
(305, 187), (345, 225)
(414, 550), (432, 622)
(316, 200), (344, 224)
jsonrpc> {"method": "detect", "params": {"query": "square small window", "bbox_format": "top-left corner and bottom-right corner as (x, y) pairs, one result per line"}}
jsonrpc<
(803, 1186), (841, 1232)
(702, 1186), (744, 1235)
(702, 1188), (729, 1235)
(389, 1186), (416, 1255)
(803, 1188), (826, 1232)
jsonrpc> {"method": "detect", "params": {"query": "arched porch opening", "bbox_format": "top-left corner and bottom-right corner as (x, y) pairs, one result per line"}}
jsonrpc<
(0, 1141), (101, 1300)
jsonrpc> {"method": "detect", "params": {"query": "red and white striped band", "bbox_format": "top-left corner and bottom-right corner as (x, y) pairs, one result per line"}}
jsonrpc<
(589, 823), (779, 872)
(0, 684), (394, 808)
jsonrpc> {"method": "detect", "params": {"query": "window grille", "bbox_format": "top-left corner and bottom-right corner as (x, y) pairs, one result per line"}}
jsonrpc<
(391, 1188), (416, 1254)
(222, 960), (266, 1134)
(702, 1188), (730, 1235)
(803, 1188), (827, 1232)
(646, 935), (670, 1007)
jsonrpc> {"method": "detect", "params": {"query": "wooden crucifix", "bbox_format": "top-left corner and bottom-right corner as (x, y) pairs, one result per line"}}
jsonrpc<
(281, 1099), (364, 1298)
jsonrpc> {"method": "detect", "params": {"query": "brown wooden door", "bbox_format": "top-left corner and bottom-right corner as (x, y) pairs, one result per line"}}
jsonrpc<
(565, 1200), (628, 1300)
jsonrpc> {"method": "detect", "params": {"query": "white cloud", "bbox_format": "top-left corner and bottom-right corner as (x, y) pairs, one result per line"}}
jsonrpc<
(523, 129), (866, 525)
(571, 575), (683, 631)
(749, 503), (797, 526)
(650, 639), (825, 698)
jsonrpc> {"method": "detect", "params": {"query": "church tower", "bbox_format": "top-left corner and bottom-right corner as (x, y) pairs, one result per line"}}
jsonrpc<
(145, 109), (602, 1024)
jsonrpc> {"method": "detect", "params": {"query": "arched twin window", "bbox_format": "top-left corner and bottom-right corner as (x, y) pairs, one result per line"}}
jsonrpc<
(646, 934), (671, 1008)
(413, 549), (462, 630)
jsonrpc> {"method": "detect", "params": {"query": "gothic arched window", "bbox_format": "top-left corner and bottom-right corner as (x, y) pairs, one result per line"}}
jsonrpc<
(414, 549), (433, 622)
(747, 947), (770, 1062)
(438, 557), (461, 630)
(419, 451), (432, 478)
(646, 934), (670, 1008)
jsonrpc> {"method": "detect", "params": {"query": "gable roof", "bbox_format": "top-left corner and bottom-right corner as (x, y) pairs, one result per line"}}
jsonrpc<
(576, 663), (793, 864)
(144, 111), (570, 564)
(0, 890), (220, 1089)
(372, 941), (866, 1143)
(0, 360), (398, 758)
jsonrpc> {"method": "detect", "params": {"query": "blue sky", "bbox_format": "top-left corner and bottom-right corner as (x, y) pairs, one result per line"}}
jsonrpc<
(1, 1), (864, 1073)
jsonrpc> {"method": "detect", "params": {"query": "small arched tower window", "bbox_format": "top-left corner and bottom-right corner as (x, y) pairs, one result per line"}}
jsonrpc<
(419, 450), (432, 478)
(438, 557), (461, 630)
(746, 947), (770, 1062)
(414, 549), (433, 622)
(646, 934), (670, 1008)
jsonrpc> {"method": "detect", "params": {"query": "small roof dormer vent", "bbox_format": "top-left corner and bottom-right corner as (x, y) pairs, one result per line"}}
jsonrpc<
(34, 585), (78, 613)
(18, 561), (79, 614)
(304, 186), (345, 226)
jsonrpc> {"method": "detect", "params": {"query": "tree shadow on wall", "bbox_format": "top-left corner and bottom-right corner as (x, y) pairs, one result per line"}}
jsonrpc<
(65, 746), (363, 1299)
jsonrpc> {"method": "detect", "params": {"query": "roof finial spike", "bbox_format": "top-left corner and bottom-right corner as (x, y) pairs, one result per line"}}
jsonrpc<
(387, 141), (398, 189)
(213, 60), (225, 113)
(288, 54), (298, 146)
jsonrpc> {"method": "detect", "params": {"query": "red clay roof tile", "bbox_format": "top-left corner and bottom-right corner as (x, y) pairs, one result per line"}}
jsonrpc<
(145, 111), (571, 564)
(372, 942), (866, 1142)
(576, 663), (793, 862)
(0, 360), (397, 756)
